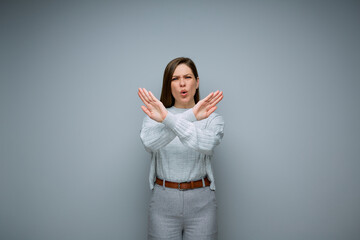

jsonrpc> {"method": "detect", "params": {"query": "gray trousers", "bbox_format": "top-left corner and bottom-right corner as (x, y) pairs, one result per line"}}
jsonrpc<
(148, 184), (217, 240)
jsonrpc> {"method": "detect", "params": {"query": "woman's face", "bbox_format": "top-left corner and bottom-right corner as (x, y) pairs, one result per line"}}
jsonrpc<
(171, 64), (199, 108)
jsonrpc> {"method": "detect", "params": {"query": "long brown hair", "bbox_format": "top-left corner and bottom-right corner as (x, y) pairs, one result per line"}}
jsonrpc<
(160, 57), (200, 108)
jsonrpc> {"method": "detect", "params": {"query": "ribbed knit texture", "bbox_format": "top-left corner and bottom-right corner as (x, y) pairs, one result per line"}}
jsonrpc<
(140, 106), (224, 190)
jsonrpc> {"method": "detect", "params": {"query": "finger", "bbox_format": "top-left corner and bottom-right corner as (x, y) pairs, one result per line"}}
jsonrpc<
(148, 91), (158, 102)
(208, 90), (220, 102)
(141, 105), (151, 116)
(138, 89), (146, 102)
(138, 90), (152, 109)
(138, 89), (148, 105)
(206, 106), (217, 116)
(202, 92), (214, 102)
(138, 88), (148, 102)
(142, 88), (152, 102)
(141, 88), (151, 102)
(209, 91), (223, 105)
(207, 91), (220, 105)
(210, 93), (223, 107)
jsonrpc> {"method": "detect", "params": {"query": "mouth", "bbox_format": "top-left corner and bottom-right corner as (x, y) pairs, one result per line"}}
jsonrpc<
(180, 90), (188, 97)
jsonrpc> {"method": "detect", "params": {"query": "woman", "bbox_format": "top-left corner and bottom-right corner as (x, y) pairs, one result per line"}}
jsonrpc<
(138, 57), (224, 240)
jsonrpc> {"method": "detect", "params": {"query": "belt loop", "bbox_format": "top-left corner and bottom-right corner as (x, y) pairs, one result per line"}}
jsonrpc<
(202, 178), (205, 187)
(162, 179), (166, 190)
(190, 181), (194, 189)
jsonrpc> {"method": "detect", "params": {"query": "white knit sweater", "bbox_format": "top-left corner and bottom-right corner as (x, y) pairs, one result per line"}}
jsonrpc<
(140, 106), (225, 190)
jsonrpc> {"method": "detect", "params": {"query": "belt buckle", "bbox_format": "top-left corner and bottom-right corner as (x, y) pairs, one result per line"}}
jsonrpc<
(178, 183), (184, 191)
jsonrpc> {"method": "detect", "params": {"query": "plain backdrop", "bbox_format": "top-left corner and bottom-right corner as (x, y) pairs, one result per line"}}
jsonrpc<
(1, 0), (359, 239)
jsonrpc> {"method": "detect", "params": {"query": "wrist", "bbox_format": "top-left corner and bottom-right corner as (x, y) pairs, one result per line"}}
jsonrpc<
(161, 110), (168, 122)
(192, 108), (199, 121)
(181, 108), (197, 122)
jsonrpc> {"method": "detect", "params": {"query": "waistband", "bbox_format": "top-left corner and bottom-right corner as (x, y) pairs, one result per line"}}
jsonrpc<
(155, 177), (210, 190)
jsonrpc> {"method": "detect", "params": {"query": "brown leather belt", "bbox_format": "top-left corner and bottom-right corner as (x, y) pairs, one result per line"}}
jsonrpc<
(155, 177), (210, 190)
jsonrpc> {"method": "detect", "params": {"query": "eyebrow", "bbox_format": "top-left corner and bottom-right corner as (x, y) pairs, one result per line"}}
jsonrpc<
(172, 73), (193, 77)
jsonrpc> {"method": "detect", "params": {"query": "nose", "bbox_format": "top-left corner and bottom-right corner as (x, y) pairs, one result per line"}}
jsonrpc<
(179, 77), (186, 86)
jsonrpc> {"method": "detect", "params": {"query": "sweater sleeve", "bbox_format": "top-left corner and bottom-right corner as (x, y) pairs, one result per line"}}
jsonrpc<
(139, 109), (197, 153)
(162, 111), (224, 155)
(140, 116), (176, 153)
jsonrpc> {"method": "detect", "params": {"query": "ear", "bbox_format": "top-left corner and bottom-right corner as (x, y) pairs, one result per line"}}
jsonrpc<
(196, 77), (199, 89)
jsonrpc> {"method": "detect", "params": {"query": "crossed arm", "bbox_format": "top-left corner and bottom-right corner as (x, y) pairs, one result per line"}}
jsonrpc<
(138, 88), (224, 155)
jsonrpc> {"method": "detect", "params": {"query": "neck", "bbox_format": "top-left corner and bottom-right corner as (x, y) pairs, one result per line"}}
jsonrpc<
(174, 101), (195, 109)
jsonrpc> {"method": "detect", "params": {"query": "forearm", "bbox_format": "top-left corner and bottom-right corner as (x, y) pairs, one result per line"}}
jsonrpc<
(140, 109), (198, 153)
(140, 115), (176, 152)
(162, 111), (224, 155)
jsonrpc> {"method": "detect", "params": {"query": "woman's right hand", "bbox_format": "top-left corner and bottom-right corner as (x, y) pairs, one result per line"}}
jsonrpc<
(193, 90), (223, 121)
(138, 88), (168, 123)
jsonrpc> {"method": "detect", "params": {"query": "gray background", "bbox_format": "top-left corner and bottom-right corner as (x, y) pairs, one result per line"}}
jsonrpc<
(1, 0), (359, 239)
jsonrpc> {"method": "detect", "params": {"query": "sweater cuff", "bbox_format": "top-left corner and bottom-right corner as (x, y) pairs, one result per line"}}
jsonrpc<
(162, 111), (177, 129)
(181, 109), (197, 122)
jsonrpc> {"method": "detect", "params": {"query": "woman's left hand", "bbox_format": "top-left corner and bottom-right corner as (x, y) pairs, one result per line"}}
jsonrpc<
(192, 90), (223, 121)
(138, 88), (168, 122)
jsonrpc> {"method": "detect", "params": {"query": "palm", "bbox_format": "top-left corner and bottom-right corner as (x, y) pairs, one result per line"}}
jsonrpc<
(138, 88), (167, 122)
(145, 102), (165, 121)
(193, 91), (223, 121)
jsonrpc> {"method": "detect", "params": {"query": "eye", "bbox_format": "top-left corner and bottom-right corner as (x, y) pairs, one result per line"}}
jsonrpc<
(186, 76), (191, 79)
(172, 78), (177, 81)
